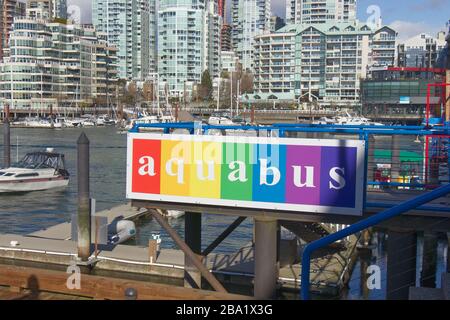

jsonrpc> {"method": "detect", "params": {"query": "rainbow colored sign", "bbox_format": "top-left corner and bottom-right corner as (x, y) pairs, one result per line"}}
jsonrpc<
(126, 133), (365, 216)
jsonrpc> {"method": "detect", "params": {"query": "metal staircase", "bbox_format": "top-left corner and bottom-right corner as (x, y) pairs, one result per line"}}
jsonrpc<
(280, 221), (347, 257)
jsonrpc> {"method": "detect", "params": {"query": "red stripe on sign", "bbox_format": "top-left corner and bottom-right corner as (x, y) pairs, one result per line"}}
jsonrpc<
(132, 139), (161, 194)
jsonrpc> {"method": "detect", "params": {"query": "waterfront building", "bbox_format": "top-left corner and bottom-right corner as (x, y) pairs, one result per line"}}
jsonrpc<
(231, 0), (271, 71)
(0, 0), (26, 61)
(158, 0), (221, 97)
(221, 23), (232, 51)
(253, 31), (295, 101)
(0, 16), (118, 110)
(92, 0), (154, 80)
(251, 22), (397, 107)
(361, 67), (446, 123)
(398, 32), (447, 68)
(286, 0), (356, 25)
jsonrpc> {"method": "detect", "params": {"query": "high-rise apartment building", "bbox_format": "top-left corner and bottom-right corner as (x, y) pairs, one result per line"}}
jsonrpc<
(252, 22), (397, 108)
(0, 16), (118, 110)
(231, 0), (270, 71)
(231, 0), (271, 69)
(221, 24), (232, 51)
(205, 0), (221, 78)
(92, 0), (154, 80)
(158, 0), (221, 97)
(0, 0), (26, 61)
(286, 0), (356, 25)
(26, 0), (67, 19)
(398, 32), (447, 68)
(269, 15), (285, 32)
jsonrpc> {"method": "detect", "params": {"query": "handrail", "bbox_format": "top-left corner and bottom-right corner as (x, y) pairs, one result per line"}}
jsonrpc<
(130, 122), (450, 136)
(300, 182), (450, 300)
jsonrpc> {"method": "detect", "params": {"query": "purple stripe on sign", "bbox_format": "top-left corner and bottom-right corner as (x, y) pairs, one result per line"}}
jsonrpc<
(319, 146), (357, 208)
(285, 145), (321, 205)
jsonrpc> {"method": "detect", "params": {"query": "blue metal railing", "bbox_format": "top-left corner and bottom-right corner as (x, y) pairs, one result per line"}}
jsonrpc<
(300, 182), (450, 300)
(130, 121), (450, 136)
(129, 121), (450, 296)
(129, 122), (450, 210)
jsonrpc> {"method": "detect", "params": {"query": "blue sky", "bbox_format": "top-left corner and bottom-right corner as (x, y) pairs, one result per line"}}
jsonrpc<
(69, 0), (449, 41)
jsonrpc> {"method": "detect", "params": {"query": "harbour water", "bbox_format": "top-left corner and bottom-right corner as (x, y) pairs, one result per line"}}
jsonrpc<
(0, 125), (447, 300)
(0, 126), (253, 254)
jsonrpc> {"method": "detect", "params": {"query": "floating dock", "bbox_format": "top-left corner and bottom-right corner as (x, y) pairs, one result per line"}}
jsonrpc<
(0, 203), (358, 298)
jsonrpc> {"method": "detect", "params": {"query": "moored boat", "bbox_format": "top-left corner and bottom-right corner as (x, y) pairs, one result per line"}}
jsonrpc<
(0, 148), (69, 193)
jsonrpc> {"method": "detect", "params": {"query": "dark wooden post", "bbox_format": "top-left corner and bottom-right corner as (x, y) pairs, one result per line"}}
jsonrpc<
(184, 211), (202, 289)
(254, 217), (278, 299)
(77, 132), (91, 261)
(50, 104), (54, 128)
(251, 105), (255, 124)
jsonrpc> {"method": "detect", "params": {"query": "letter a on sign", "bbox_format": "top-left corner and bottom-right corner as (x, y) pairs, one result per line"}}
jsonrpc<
(132, 139), (161, 194)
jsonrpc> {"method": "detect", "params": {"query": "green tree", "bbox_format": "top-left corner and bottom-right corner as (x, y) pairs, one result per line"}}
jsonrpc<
(199, 69), (213, 101)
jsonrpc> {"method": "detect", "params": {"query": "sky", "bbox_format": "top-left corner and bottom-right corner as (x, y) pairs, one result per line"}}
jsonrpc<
(68, 0), (449, 41)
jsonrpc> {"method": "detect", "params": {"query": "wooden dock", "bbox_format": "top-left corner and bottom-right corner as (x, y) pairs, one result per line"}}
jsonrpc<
(28, 203), (147, 240)
(0, 203), (360, 299)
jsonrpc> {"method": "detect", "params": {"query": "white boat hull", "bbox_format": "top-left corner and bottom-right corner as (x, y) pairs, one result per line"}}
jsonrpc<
(0, 177), (69, 193)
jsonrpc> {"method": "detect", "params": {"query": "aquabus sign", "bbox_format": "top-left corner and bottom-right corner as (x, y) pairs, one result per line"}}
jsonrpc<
(126, 133), (365, 216)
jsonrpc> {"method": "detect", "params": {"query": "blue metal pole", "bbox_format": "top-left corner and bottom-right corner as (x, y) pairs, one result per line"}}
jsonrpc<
(362, 132), (369, 209)
(300, 183), (450, 300)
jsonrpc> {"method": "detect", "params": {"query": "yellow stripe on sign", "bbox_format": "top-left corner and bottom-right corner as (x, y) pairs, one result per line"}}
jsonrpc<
(160, 139), (192, 196)
(189, 141), (222, 198)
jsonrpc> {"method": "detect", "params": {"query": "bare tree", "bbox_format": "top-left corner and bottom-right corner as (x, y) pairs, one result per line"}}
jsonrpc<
(240, 71), (254, 94)
(142, 80), (154, 103)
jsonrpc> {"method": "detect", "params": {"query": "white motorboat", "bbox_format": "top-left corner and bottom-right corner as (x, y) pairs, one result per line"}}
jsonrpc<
(313, 112), (384, 126)
(0, 148), (69, 193)
(334, 112), (384, 126)
(125, 115), (159, 130)
(63, 118), (84, 128)
(208, 115), (238, 125)
(97, 115), (117, 126)
(11, 117), (65, 128)
(312, 117), (336, 125)
(124, 114), (175, 131)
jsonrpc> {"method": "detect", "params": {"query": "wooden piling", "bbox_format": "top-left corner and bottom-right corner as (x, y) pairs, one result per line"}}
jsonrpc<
(50, 104), (54, 129)
(254, 217), (279, 299)
(148, 239), (157, 263)
(184, 211), (202, 289)
(77, 132), (91, 261)
(250, 106), (255, 124)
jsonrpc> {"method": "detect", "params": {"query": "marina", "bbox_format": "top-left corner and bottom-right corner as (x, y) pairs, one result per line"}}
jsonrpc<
(0, 0), (448, 303)
(0, 117), (449, 300)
